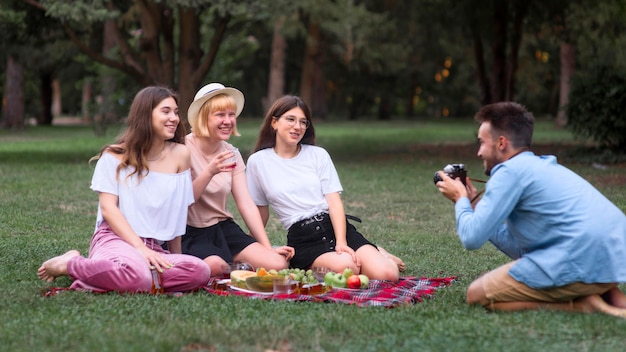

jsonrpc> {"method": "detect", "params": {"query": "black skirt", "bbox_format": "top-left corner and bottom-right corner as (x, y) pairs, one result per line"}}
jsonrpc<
(183, 219), (256, 262)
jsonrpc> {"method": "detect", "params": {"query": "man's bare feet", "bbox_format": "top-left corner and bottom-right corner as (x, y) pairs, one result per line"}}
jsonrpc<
(574, 294), (626, 318)
(38, 250), (80, 282)
(379, 247), (406, 272)
(601, 287), (626, 308)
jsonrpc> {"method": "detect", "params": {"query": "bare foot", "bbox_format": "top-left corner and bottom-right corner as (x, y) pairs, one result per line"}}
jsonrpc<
(602, 287), (626, 308)
(38, 250), (80, 282)
(379, 247), (406, 272)
(574, 294), (626, 318)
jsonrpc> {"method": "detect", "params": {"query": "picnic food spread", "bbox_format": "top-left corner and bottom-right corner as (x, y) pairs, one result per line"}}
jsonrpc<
(220, 267), (371, 294)
(237, 267), (325, 293)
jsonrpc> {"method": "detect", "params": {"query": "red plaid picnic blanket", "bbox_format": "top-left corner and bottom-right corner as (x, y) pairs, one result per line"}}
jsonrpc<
(42, 276), (456, 307)
(202, 276), (457, 308)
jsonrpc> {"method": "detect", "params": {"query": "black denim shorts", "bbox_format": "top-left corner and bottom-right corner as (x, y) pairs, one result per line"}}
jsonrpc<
(286, 213), (375, 269)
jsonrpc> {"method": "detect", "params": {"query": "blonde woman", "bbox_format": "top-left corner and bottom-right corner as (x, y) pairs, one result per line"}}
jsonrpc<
(182, 83), (294, 277)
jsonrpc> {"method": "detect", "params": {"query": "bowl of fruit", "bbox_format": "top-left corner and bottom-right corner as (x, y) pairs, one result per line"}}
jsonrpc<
(241, 268), (324, 293)
(241, 268), (280, 292)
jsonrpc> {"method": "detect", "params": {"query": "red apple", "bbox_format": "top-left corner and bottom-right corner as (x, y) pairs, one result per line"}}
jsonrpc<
(346, 274), (361, 289)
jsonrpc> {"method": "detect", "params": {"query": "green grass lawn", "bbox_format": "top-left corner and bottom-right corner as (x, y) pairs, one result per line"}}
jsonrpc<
(1, 118), (625, 352)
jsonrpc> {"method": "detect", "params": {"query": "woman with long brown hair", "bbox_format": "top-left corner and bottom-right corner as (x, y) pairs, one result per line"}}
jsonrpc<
(37, 86), (211, 293)
(247, 95), (403, 281)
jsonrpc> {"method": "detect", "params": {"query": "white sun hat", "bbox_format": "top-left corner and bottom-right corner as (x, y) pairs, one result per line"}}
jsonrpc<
(187, 83), (245, 126)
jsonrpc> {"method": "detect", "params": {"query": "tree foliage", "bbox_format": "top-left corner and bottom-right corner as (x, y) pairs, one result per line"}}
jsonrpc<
(567, 67), (626, 150)
(563, 0), (626, 152)
(4, 0), (625, 130)
(27, 0), (260, 124)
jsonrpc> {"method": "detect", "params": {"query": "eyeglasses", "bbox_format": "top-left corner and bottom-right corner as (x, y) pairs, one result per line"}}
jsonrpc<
(277, 115), (309, 129)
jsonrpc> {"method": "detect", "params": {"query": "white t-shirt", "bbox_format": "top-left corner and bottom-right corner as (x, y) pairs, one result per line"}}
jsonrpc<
(90, 152), (194, 241)
(246, 145), (342, 230)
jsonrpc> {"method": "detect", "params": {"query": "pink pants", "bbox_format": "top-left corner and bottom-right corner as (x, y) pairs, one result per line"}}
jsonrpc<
(67, 224), (211, 293)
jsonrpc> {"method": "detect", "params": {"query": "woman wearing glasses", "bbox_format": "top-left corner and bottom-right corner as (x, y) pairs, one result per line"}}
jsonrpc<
(246, 95), (402, 281)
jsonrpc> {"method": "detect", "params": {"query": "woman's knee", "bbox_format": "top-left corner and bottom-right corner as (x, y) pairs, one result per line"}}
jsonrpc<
(191, 261), (212, 285)
(114, 266), (152, 292)
(202, 255), (227, 274)
(265, 255), (289, 270)
(315, 255), (356, 274)
(236, 244), (290, 270)
(380, 267), (400, 282)
(367, 268), (399, 282)
(331, 261), (359, 274)
(170, 258), (212, 287)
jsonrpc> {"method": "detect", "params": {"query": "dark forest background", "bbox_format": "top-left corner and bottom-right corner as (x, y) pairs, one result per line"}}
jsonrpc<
(2, 0), (625, 147)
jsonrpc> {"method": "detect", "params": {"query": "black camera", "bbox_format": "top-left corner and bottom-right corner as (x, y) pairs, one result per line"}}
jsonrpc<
(433, 164), (467, 186)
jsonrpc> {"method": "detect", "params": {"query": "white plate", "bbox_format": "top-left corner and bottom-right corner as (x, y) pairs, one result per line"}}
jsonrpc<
(225, 280), (274, 295)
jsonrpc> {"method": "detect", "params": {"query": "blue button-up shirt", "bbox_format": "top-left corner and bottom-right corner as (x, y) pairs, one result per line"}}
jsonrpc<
(455, 152), (626, 289)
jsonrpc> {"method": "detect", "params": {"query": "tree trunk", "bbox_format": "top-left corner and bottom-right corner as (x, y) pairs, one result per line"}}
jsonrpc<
(101, 19), (118, 125)
(406, 73), (423, 118)
(82, 80), (92, 122)
(556, 40), (575, 128)
(52, 78), (62, 117)
(300, 22), (327, 119)
(178, 9), (230, 127)
(177, 7), (201, 128)
(348, 97), (359, 120)
(505, 1), (529, 101)
(300, 21), (321, 112)
(311, 54), (327, 119)
(39, 72), (54, 125)
(2, 55), (25, 129)
(378, 95), (391, 120)
(470, 23), (491, 105)
(490, 0), (508, 103)
(136, 0), (169, 85)
(265, 16), (286, 111)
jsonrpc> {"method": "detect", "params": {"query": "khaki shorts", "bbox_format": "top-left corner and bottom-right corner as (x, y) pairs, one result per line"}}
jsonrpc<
(483, 261), (617, 303)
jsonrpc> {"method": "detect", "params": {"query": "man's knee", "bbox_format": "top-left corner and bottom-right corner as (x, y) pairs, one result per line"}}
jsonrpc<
(466, 278), (488, 306)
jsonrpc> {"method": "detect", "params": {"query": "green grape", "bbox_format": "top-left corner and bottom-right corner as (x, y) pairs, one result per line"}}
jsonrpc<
(276, 268), (320, 284)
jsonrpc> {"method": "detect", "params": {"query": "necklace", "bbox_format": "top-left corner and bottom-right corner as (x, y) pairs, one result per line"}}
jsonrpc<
(146, 144), (166, 161)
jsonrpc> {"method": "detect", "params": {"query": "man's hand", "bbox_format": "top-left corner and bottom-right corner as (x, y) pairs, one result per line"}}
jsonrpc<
(435, 171), (468, 203)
